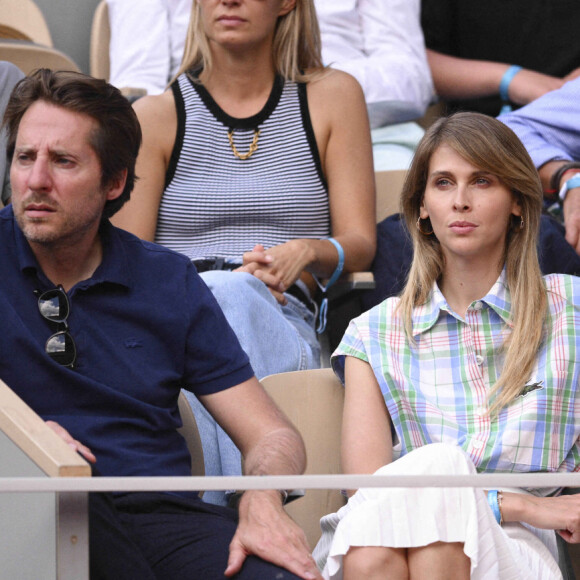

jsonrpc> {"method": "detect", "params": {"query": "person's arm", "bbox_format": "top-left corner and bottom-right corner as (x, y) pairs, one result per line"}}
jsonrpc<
(107, 0), (172, 95)
(320, 0), (433, 126)
(238, 70), (376, 301)
(499, 77), (580, 254)
(111, 90), (177, 239)
(426, 50), (565, 105)
(46, 420), (97, 464)
(541, 160), (580, 255)
(341, 356), (393, 493)
(199, 377), (322, 580)
(494, 491), (580, 543)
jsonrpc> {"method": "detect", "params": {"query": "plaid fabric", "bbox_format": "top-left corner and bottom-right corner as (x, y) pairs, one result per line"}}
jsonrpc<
(332, 272), (580, 490)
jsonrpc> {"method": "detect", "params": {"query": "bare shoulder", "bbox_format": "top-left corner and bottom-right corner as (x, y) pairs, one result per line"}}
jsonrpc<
(133, 89), (177, 155)
(133, 90), (176, 132)
(306, 67), (366, 109)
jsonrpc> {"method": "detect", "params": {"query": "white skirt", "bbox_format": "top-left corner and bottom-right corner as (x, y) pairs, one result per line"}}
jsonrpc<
(313, 444), (562, 580)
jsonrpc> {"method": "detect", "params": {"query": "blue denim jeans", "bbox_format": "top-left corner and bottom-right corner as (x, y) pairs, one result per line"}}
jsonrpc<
(184, 271), (320, 506)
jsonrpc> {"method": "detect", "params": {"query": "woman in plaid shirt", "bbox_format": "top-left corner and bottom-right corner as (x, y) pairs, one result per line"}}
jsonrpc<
(315, 113), (580, 579)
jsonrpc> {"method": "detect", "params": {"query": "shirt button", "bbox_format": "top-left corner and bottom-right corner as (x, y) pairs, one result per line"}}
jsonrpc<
(471, 440), (484, 449)
(474, 407), (486, 417)
(473, 301), (483, 310)
(475, 355), (484, 366)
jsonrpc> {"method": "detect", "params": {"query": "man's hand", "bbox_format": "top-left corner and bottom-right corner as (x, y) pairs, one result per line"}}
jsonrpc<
(563, 188), (580, 255)
(225, 490), (322, 580)
(46, 420), (97, 464)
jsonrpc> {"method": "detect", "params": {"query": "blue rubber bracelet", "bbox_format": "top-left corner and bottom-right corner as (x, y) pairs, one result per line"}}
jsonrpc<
(559, 174), (580, 202)
(324, 238), (345, 290)
(499, 65), (522, 103)
(487, 490), (501, 525)
(315, 238), (345, 334)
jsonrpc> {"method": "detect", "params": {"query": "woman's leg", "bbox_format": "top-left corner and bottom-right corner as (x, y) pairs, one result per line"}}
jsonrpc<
(408, 541), (470, 580)
(319, 444), (560, 579)
(343, 546), (409, 580)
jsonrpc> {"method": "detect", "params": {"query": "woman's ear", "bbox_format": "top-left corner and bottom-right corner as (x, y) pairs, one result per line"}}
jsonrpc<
(279, 0), (297, 17)
(419, 201), (429, 220)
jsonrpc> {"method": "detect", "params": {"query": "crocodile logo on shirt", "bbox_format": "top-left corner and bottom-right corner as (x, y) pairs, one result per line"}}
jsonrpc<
(516, 380), (544, 398)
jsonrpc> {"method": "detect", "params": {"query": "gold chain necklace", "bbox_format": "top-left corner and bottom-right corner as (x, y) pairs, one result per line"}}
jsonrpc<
(227, 128), (260, 160)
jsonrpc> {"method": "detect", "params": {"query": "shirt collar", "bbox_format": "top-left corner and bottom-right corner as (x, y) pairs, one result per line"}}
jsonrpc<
(10, 205), (132, 290)
(411, 269), (513, 336)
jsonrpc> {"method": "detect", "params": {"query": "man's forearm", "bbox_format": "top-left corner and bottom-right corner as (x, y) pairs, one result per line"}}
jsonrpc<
(243, 426), (306, 479)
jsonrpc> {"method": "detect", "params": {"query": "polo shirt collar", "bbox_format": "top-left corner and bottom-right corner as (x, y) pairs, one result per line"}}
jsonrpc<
(411, 269), (513, 336)
(10, 205), (132, 290)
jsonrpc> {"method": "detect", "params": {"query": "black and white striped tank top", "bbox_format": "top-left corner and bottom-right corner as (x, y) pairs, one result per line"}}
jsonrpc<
(155, 72), (330, 262)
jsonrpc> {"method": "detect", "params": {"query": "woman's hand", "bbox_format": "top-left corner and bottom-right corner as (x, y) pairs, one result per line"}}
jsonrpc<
(235, 241), (316, 304)
(503, 492), (580, 543)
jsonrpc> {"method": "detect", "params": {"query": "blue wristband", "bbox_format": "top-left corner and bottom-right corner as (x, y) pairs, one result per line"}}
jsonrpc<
(487, 490), (502, 525)
(315, 238), (345, 334)
(559, 174), (580, 202)
(499, 65), (522, 103)
(325, 238), (345, 290)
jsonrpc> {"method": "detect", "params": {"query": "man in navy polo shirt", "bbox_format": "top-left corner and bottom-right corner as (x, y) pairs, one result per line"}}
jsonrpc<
(1, 69), (321, 580)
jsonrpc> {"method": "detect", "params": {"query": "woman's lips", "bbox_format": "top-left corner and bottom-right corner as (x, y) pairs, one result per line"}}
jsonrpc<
(449, 221), (477, 234)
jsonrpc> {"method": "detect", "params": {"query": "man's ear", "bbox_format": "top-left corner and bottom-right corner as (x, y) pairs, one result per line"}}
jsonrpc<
(105, 169), (128, 202)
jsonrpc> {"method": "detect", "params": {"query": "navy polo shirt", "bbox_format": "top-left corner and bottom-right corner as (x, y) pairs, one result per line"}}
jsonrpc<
(0, 205), (253, 478)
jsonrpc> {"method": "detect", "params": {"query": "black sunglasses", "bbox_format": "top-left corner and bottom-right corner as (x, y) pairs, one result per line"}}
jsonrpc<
(36, 285), (77, 368)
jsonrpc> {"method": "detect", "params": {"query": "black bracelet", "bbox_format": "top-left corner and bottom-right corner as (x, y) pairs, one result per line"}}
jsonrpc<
(227, 489), (289, 510)
(549, 162), (580, 196)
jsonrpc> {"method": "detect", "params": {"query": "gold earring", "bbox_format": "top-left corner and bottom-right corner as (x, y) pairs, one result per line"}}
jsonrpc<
(416, 217), (433, 235)
(519, 217), (524, 230)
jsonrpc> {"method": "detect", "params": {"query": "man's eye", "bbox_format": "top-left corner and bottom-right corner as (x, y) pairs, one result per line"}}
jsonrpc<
(56, 158), (74, 166)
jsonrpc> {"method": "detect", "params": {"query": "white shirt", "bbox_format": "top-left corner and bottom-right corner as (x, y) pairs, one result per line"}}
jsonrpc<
(107, 0), (434, 127)
(107, 0), (192, 95)
(316, 0), (433, 128)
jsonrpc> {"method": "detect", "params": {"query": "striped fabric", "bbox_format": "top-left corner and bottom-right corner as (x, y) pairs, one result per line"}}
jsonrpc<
(155, 72), (330, 262)
(332, 272), (580, 494)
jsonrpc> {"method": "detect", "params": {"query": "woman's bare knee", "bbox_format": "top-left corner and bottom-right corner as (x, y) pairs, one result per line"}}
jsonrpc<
(408, 541), (469, 580)
(343, 545), (409, 580)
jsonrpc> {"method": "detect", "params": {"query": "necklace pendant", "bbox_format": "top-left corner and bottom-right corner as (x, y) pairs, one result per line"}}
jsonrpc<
(228, 128), (260, 160)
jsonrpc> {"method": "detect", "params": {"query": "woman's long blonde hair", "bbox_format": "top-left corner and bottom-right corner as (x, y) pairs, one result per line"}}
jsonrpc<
(399, 112), (547, 413)
(175, 0), (324, 83)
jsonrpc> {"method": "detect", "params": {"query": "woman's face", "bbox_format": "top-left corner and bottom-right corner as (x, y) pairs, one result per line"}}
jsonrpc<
(420, 144), (521, 267)
(198, 0), (296, 52)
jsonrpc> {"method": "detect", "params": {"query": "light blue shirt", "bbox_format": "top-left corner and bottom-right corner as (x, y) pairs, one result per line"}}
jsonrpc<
(499, 77), (580, 169)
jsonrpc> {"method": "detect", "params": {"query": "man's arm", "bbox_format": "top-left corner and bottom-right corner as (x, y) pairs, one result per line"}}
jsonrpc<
(499, 77), (580, 254)
(199, 377), (322, 580)
(426, 50), (566, 106)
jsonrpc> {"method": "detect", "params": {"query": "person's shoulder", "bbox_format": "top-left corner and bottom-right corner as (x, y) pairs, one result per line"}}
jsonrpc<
(354, 295), (404, 332)
(133, 88), (176, 124)
(112, 224), (191, 265)
(305, 68), (367, 128)
(306, 67), (365, 103)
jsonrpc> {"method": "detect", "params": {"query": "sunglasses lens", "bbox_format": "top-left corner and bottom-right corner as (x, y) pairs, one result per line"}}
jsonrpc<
(46, 331), (76, 367)
(38, 289), (70, 323)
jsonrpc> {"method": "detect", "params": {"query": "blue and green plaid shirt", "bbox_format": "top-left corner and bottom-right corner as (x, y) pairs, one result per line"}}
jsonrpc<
(332, 272), (580, 492)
